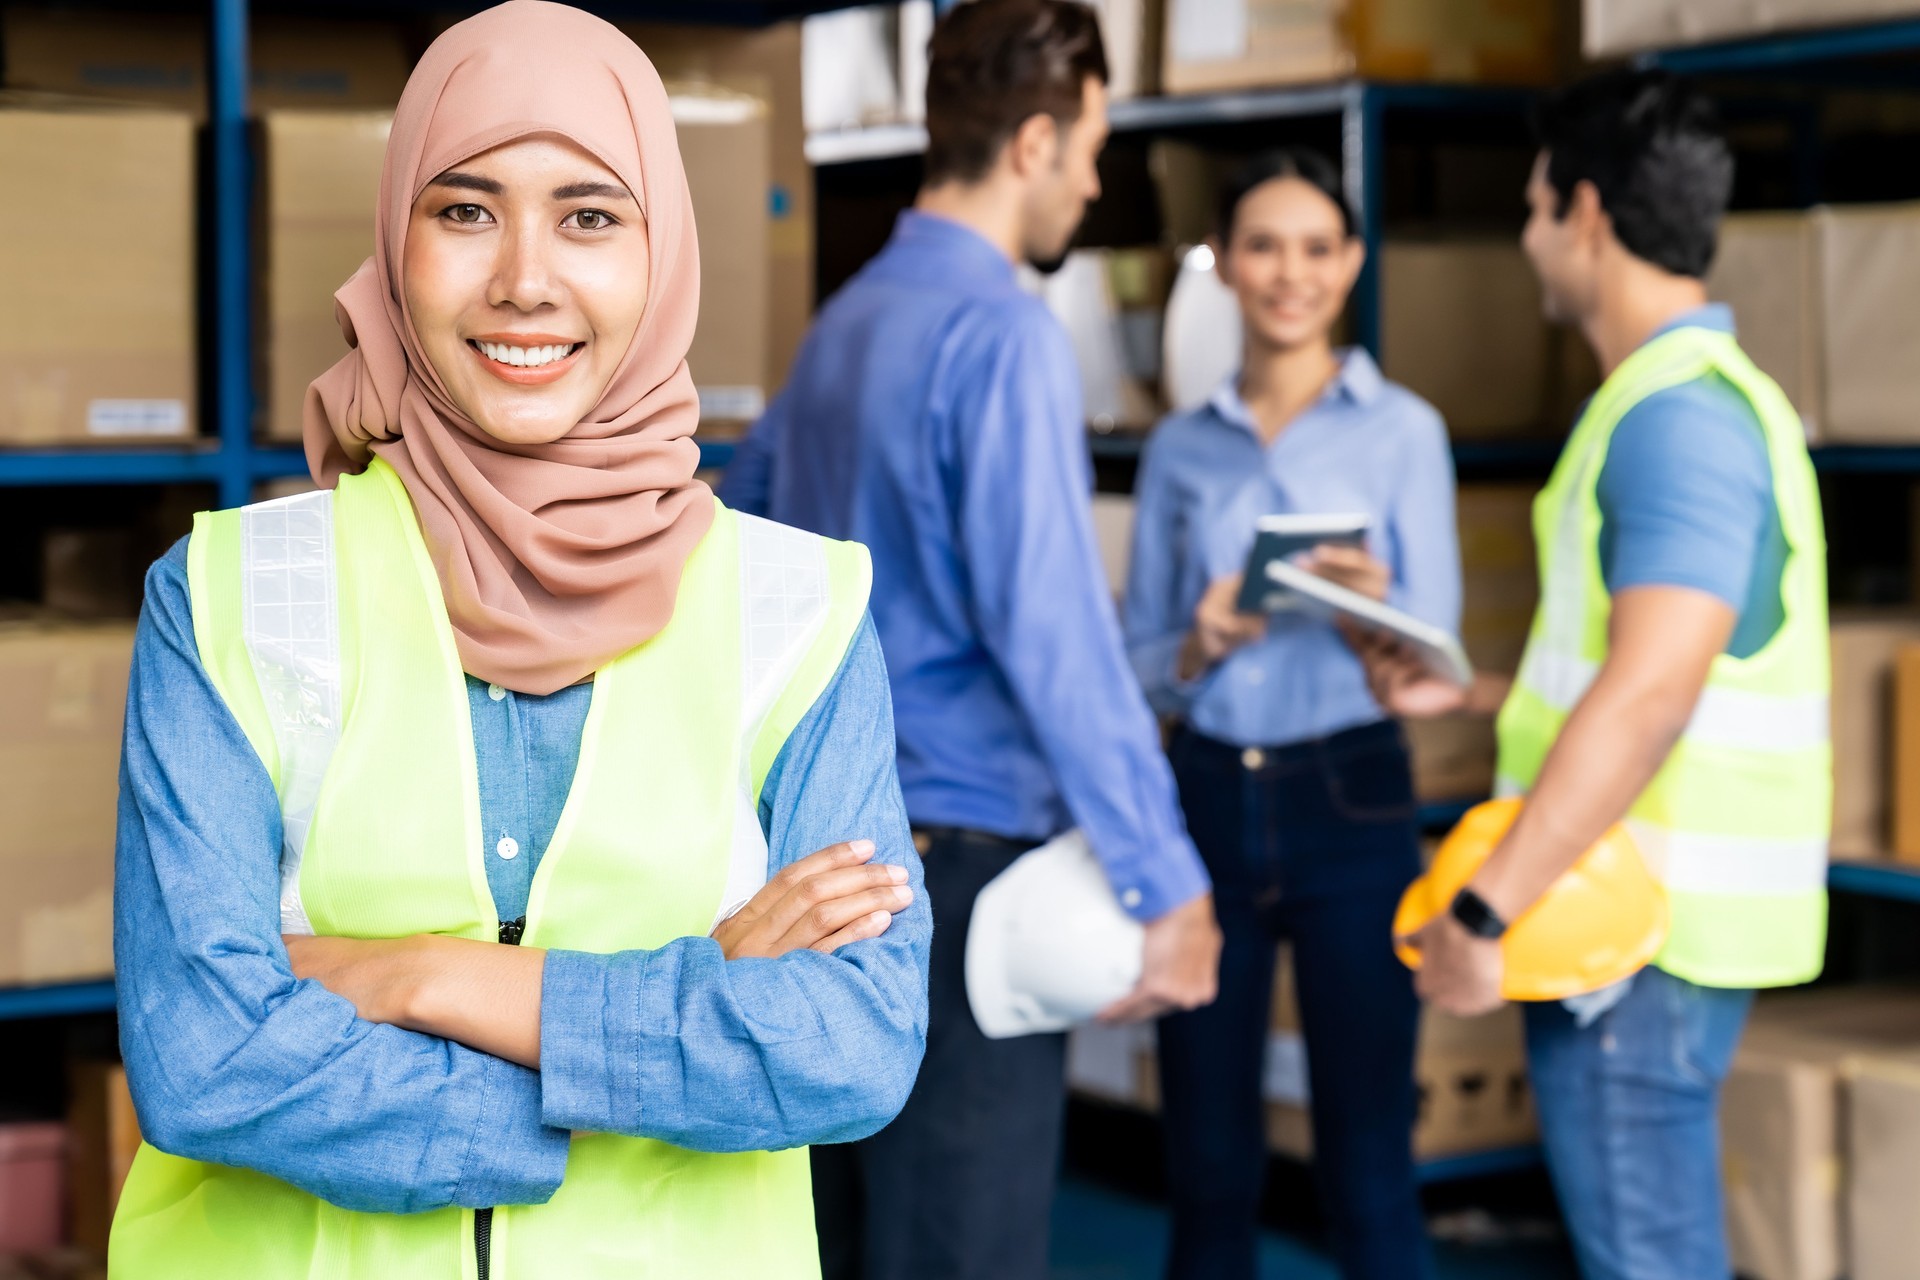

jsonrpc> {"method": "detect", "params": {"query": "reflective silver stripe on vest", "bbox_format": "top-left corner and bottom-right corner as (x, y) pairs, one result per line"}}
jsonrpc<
(1514, 648), (1829, 754)
(239, 491), (341, 938)
(713, 514), (833, 930)
(1624, 821), (1827, 896)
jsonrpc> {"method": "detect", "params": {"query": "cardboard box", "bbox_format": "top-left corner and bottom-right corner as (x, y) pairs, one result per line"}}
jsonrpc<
(1894, 646), (1920, 863)
(1816, 202), (1920, 445)
(257, 111), (390, 442)
(1162, 0), (1559, 96)
(1585, 0), (1920, 59)
(1721, 988), (1920, 1280)
(0, 624), (134, 986)
(1091, 494), (1137, 599)
(1709, 211), (1821, 439)
(1093, 0), (1166, 101)
(1844, 1050), (1920, 1280)
(42, 531), (142, 620)
(1382, 240), (1555, 439)
(674, 90), (771, 432)
(65, 1062), (140, 1258)
(2, 11), (412, 117)
(1830, 614), (1920, 859)
(0, 101), (195, 444)
(622, 22), (812, 394)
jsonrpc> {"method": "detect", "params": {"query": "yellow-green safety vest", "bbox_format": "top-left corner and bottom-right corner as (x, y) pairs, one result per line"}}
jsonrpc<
(110, 458), (872, 1279)
(1494, 325), (1830, 990)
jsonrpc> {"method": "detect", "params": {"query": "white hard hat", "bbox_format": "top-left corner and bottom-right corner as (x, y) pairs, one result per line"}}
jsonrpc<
(965, 830), (1145, 1040)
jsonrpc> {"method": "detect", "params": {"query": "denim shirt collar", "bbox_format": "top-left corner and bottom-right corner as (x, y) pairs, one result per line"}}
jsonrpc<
(1206, 347), (1385, 438)
(887, 209), (1018, 288)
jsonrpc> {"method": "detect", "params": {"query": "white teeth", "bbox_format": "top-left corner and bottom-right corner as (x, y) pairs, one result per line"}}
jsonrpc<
(477, 341), (576, 368)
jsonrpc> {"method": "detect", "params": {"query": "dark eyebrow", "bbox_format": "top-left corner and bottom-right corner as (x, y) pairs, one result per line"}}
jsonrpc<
(552, 180), (634, 202)
(429, 170), (503, 195)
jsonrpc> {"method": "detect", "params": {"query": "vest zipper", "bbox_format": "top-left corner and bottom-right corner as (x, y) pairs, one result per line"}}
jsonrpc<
(474, 916), (527, 1280)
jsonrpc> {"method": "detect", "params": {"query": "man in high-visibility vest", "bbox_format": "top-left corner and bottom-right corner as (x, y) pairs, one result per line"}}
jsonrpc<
(1357, 70), (1828, 1280)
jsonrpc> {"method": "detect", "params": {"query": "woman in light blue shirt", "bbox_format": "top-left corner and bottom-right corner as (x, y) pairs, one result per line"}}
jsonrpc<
(1124, 150), (1460, 1280)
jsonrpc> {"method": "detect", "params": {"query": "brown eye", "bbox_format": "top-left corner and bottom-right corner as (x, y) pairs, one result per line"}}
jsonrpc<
(444, 204), (489, 225)
(568, 209), (615, 231)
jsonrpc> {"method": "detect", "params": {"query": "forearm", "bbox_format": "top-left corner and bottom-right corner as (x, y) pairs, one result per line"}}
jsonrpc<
(401, 936), (547, 1070)
(1466, 671), (1513, 717)
(1471, 667), (1689, 921)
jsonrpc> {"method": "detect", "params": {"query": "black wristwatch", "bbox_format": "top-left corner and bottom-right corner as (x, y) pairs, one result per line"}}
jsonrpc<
(1449, 887), (1508, 940)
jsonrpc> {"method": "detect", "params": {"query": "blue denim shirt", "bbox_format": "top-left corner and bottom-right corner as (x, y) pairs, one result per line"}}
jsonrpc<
(1123, 354), (1462, 749)
(721, 210), (1207, 921)
(115, 540), (929, 1214)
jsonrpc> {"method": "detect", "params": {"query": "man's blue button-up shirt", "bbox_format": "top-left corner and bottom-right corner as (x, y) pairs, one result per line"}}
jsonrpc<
(721, 210), (1206, 920)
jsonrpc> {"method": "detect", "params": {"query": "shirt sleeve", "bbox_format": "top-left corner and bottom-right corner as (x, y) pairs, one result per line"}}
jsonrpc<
(1383, 400), (1462, 632)
(948, 301), (1208, 921)
(537, 614), (929, 1151)
(714, 390), (788, 518)
(1595, 377), (1772, 608)
(1122, 428), (1206, 716)
(114, 542), (570, 1215)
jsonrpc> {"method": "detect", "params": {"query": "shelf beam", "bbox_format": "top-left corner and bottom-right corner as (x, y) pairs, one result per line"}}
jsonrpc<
(0, 979), (116, 1023)
(1651, 19), (1920, 75)
(210, 0), (254, 510)
(0, 450), (223, 487)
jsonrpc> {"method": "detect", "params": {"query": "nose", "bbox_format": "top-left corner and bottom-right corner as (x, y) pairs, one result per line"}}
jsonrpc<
(488, 220), (563, 313)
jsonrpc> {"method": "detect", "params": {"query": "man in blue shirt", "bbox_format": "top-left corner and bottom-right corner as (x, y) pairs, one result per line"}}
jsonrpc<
(1360, 72), (1813, 1280)
(721, 2), (1217, 1276)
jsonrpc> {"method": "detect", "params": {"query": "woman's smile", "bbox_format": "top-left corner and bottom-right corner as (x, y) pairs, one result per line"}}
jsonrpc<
(466, 335), (588, 386)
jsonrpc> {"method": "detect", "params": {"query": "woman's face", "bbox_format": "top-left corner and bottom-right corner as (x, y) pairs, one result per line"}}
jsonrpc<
(403, 135), (650, 445)
(1215, 176), (1364, 355)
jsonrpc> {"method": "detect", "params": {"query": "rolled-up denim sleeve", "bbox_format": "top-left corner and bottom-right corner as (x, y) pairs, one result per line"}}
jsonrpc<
(115, 542), (570, 1214)
(538, 614), (929, 1151)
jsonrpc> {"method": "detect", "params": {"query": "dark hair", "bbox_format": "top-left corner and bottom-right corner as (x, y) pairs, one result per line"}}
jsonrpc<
(1531, 69), (1733, 279)
(1214, 148), (1357, 242)
(922, 0), (1108, 186)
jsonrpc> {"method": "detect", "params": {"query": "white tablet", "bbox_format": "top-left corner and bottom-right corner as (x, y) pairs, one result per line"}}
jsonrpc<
(1261, 558), (1474, 688)
(1235, 513), (1371, 614)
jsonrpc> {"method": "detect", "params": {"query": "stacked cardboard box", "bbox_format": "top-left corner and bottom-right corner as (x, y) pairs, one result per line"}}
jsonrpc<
(0, 100), (195, 445)
(1162, 0), (1560, 96)
(1720, 988), (1920, 1280)
(1586, 0), (1920, 59)
(0, 624), (134, 986)
(1, 10), (412, 117)
(66, 1063), (141, 1259)
(1829, 614), (1920, 860)
(1704, 202), (1920, 445)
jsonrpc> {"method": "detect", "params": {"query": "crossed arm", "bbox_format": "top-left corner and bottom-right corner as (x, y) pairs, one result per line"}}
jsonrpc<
(117, 546), (929, 1213)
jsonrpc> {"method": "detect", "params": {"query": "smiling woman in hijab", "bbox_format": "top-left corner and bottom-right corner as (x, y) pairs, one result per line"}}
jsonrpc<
(106, 6), (929, 1277)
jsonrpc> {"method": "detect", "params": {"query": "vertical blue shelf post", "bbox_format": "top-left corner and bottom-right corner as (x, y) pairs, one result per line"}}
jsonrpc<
(1341, 83), (1386, 359)
(210, 0), (253, 511)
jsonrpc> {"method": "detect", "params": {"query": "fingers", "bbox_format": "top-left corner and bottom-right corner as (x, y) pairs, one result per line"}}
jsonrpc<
(809, 909), (897, 955)
(772, 882), (915, 953)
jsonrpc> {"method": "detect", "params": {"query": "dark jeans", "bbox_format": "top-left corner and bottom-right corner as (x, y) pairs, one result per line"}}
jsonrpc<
(813, 826), (1066, 1280)
(1158, 721), (1433, 1280)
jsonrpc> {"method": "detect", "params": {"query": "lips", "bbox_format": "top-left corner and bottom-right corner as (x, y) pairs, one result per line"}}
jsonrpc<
(466, 338), (586, 387)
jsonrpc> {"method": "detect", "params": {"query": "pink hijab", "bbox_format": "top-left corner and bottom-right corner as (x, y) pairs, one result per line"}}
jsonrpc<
(304, 0), (713, 695)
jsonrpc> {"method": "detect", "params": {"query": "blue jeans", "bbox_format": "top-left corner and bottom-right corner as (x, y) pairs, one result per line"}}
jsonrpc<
(1524, 966), (1754, 1280)
(1158, 722), (1432, 1280)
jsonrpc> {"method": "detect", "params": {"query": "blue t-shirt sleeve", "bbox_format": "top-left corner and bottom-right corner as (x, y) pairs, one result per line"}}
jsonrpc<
(1595, 377), (1774, 613)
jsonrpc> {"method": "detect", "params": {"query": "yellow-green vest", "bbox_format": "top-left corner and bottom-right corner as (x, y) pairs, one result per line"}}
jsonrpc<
(1494, 325), (1830, 990)
(110, 458), (872, 1279)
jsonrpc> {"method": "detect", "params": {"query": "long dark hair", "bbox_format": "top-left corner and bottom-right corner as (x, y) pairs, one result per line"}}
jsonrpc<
(1214, 148), (1357, 244)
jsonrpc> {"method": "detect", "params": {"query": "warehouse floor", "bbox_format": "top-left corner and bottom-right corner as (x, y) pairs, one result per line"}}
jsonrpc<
(1049, 1176), (1580, 1279)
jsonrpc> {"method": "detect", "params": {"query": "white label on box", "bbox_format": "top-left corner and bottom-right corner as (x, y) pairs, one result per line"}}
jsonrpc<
(699, 385), (767, 423)
(1169, 0), (1250, 63)
(87, 399), (187, 437)
(1263, 1030), (1311, 1105)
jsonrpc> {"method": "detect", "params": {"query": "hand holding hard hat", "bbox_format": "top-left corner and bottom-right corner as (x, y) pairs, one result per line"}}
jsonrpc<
(1394, 797), (1668, 1006)
(965, 830), (1146, 1039)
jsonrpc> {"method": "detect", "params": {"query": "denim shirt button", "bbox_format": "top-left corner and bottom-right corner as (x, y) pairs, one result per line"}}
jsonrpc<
(496, 836), (521, 861)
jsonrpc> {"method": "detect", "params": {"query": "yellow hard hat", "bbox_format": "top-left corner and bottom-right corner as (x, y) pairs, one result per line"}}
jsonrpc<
(1394, 797), (1668, 1002)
